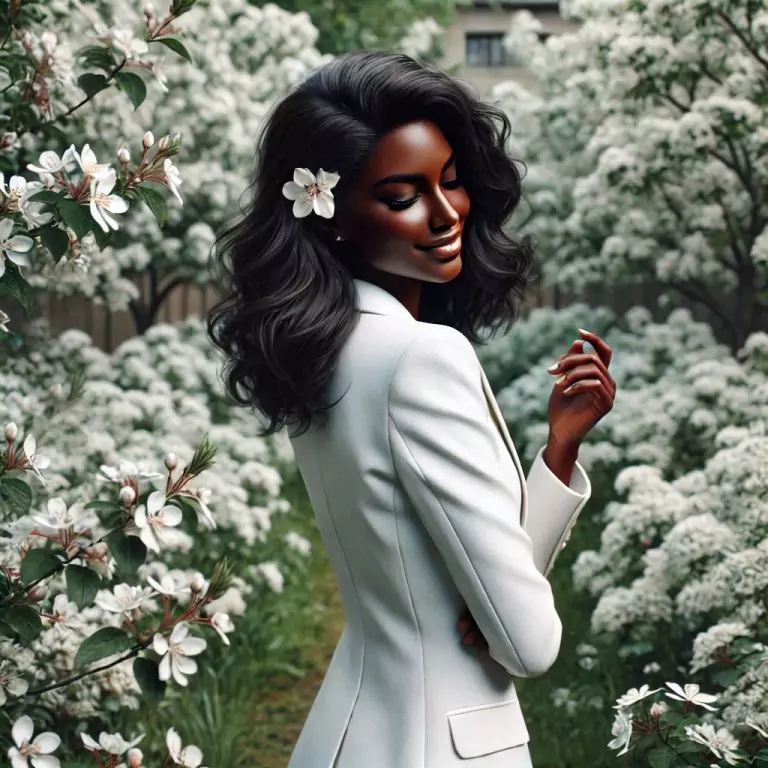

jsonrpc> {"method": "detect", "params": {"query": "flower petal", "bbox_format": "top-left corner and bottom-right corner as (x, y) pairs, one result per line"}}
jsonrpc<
(317, 169), (340, 190)
(12, 715), (34, 748)
(313, 190), (335, 219)
(180, 637), (207, 656)
(281, 181), (304, 201)
(166, 728), (182, 761)
(0, 218), (13, 240)
(158, 652), (172, 682)
(293, 168), (315, 187)
(182, 745), (204, 768)
(30, 753), (60, 768)
(32, 732), (61, 754)
(292, 198), (313, 218)
(147, 491), (167, 516)
(161, 505), (183, 527)
(7, 235), (34, 253)
(81, 733), (100, 750)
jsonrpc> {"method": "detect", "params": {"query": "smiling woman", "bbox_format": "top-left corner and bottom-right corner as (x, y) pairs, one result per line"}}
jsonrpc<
(205, 50), (573, 768)
(207, 50), (535, 439)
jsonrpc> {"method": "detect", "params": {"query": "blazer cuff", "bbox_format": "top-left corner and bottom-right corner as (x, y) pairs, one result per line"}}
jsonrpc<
(524, 445), (591, 576)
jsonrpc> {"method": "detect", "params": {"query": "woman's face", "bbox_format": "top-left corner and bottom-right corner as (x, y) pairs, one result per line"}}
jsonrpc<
(334, 119), (470, 301)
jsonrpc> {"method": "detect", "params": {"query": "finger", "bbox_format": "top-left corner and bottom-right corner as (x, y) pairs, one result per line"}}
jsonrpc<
(562, 379), (615, 411)
(578, 329), (612, 367)
(549, 352), (610, 383)
(555, 363), (613, 394)
(462, 631), (479, 646)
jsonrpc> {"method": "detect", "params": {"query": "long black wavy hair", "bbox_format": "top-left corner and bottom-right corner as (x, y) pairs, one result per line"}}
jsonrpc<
(207, 50), (535, 438)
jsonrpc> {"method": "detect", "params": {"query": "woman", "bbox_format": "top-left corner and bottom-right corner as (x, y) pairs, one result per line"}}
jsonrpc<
(207, 50), (616, 768)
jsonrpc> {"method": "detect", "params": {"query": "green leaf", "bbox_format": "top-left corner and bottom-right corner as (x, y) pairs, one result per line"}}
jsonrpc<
(0, 260), (34, 315)
(2, 605), (42, 645)
(66, 564), (101, 609)
(77, 45), (118, 72)
(0, 476), (33, 515)
(647, 746), (677, 768)
(38, 225), (70, 259)
(85, 500), (123, 511)
(27, 189), (64, 205)
(20, 548), (62, 585)
(133, 657), (166, 702)
(77, 72), (108, 98)
(115, 71), (147, 110)
(712, 666), (742, 688)
(74, 626), (134, 668)
(57, 199), (91, 240)
(132, 184), (168, 227)
(152, 35), (193, 63)
(107, 530), (147, 578)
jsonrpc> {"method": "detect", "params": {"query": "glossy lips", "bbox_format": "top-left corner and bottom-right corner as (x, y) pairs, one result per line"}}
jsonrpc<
(415, 230), (462, 261)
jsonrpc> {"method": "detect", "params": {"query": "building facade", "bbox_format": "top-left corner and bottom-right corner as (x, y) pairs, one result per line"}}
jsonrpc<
(439, 0), (575, 97)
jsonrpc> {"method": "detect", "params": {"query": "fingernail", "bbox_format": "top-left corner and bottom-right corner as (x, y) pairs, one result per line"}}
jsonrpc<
(547, 363), (559, 373)
(578, 328), (589, 335)
(555, 375), (567, 385)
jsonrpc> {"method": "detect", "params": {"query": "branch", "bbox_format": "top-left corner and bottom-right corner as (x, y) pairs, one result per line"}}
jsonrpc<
(24, 640), (149, 696)
(717, 9), (768, 72)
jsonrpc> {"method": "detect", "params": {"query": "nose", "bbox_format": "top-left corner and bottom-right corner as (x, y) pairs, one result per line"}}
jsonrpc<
(428, 186), (461, 232)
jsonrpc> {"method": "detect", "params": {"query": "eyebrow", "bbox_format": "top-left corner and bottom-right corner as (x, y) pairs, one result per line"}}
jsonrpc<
(373, 152), (455, 187)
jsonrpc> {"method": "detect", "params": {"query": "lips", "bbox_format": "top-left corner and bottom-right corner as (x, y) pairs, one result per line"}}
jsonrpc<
(415, 231), (461, 251)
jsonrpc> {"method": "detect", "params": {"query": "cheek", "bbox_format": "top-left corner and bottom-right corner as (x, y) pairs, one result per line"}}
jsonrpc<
(362, 207), (426, 244)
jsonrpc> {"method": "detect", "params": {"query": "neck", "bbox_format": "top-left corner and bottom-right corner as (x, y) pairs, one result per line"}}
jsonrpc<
(351, 265), (423, 321)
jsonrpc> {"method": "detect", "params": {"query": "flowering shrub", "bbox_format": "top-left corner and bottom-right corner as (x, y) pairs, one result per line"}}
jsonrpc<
(0, 317), (314, 765)
(494, 0), (768, 351)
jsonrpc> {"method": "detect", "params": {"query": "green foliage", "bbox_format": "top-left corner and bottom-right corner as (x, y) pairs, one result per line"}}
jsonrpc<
(74, 627), (135, 668)
(20, 548), (62, 585)
(151, 35), (193, 63)
(106, 530), (148, 578)
(1, 604), (43, 646)
(248, 0), (457, 56)
(0, 475), (33, 516)
(66, 564), (101, 609)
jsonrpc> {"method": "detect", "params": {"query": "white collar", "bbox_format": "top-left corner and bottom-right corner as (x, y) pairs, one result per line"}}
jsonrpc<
(353, 278), (415, 322)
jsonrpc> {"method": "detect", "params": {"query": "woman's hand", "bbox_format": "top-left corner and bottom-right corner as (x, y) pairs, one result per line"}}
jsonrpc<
(546, 329), (615, 449)
(457, 605), (488, 655)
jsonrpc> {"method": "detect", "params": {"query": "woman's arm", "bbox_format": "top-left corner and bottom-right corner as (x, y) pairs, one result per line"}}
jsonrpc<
(387, 326), (564, 678)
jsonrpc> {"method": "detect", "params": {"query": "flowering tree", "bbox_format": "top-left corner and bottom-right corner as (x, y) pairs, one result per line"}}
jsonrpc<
(494, 0), (768, 352)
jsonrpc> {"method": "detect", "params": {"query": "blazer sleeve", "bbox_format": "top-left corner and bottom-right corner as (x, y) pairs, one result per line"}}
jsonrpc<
(387, 327), (563, 678)
(523, 445), (591, 577)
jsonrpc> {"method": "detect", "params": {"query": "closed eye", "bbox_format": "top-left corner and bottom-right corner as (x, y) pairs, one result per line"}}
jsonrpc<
(384, 178), (465, 211)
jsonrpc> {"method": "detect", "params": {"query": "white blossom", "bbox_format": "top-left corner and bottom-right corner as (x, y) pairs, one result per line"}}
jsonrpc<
(94, 583), (153, 615)
(684, 723), (742, 765)
(89, 170), (129, 233)
(153, 622), (207, 687)
(133, 491), (183, 552)
(0, 218), (35, 279)
(7, 715), (61, 768)
(210, 612), (235, 645)
(664, 682), (719, 711)
(281, 168), (339, 219)
(22, 434), (51, 484)
(32, 497), (84, 530)
(166, 728), (207, 768)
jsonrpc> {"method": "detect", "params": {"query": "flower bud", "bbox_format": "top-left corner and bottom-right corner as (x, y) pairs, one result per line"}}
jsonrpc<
(4, 422), (18, 441)
(127, 748), (143, 768)
(650, 701), (668, 719)
(164, 452), (178, 470)
(142, 131), (155, 149)
(190, 572), (206, 593)
(119, 485), (137, 506)
(117, 147), (131, 163)
(143, 1), (155, 15)
(158, 135), (172, 151)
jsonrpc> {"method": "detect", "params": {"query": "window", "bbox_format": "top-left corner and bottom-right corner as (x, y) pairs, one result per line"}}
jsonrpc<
(465, 30), (552, 67)
(465, 33), (515, 67)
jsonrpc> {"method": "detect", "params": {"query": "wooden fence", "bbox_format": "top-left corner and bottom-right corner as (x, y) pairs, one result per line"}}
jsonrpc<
(15, 273), (758, 353)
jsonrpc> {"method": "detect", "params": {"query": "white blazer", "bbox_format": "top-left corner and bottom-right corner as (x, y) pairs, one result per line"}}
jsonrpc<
(287, 278), (591, 768)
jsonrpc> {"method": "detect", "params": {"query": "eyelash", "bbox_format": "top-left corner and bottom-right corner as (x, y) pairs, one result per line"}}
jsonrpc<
(385, 178), (465, 210)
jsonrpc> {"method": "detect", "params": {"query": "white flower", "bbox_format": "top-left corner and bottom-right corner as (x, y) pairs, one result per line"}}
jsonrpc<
(89, 170), (129, 233)
(606, 708), (633, 756)
(0, 218), (35, 279)
(94, 583), (153, 615)
(745, 719), (768, 739)
(649, 701), (668, 718)
(147, 574), (186, 597)
(281, 167), (339, 219)
(22, 434), (51, 485)
(284, 531), (311, 556)
(152, 622), (207, 687)
(210, 612), (235, 645)
(50, 594), (78, 626)
(27, 147), (77, 179)
(81, 731), (144, 756)
(664, 682), (718, 711)
(7, 715), (61, 768)
(133, 491), (183, 552)
(684, 723), (742, 765)
(253, 561), (284, 593)
(180, 487), (215, 529)
(166, 728), (207, 768)
(143, 131), (155, 149)
(73, 144), (112, 180)
(0, 174), (29, 209)
(614, 684), (662, 709)
(19, 182), (55, 228)
(163, 159), (183, 205)
(0, 309), (9, 333)
(111, 29), (149, 59)
(100, 461), (163, 484)
(32, 498), (83, 530)
(0, 660), (28, 707)
(4, 422), (18, 440)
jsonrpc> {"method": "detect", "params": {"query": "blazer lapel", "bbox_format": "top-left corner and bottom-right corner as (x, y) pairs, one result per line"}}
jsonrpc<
(479, 367), (528, 525)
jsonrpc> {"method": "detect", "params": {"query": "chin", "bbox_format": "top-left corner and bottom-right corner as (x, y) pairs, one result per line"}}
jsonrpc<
(425, 254), (462, 283)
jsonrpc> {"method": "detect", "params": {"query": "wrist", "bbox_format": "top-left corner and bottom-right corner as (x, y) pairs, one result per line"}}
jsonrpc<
(543, 436), (580, 485)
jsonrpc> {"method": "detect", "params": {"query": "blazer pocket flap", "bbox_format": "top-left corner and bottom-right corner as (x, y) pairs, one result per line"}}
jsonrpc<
(447, 698), (530, 759)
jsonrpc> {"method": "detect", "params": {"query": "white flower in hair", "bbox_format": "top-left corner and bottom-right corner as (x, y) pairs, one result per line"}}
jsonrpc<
(282, 167), (340, 219)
